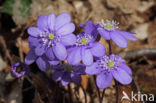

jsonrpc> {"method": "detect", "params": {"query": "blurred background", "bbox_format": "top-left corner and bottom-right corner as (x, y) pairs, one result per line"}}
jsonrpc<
(0, 0), (156, 103)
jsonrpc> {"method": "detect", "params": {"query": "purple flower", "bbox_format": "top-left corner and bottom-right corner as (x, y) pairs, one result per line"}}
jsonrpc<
(11, 62), (30, 78)
(97, 20), (138, 48)
(85, 54), (132, 89)
(67, 21), (106, 66)
(25, 48), (56, 72)
(52, 64), (85, 86)
(25, 13), (76, 71)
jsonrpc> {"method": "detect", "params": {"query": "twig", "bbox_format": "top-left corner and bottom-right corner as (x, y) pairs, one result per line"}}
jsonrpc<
(0, 36), (13, 64)
(74, 86), (80, 102)
(119, 48), (156, 59)
(80, 84), (87, 103)
(17, 38), (24, 62)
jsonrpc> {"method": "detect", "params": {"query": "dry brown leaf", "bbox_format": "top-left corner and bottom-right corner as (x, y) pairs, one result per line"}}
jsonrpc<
(81, 75), (89, 90)
(33, 91), (45, 103)
(5, 65), (11, 73)
(21, 39), (30, 54)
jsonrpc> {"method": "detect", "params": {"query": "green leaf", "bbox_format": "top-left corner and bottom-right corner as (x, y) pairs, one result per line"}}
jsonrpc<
(20, 0), (32, 18)
(1, 0), (15, 15)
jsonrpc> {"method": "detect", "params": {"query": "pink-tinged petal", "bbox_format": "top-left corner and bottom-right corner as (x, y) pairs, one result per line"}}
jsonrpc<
(82, 48), (93, 66)
(52, 71), (63, 81)
(97, 28), (111, 40)
(60, 33), (76, 46)
(35, 44), (45, 56)
(85, 63), (100, 75)
(37, 15), (48, 30)
(48, 13), (56, 31)
(36, 56), (49, 72)
(55, 13), (71, 30)
(27, 27), (42, 37)
(25, 49), (37, 65)
(110, 31), (127, 48)
(53, 43), (67, 60)
(96, 72), (113, 89)
(56, 23), (75, 36)
(112, 69), (132, 85)
(91, 42), (105, 57)
(67, 48), (81, 65)
(117, 30), (138, 41)
(45, 47), (55, 61)
(119, 64), (132, 75)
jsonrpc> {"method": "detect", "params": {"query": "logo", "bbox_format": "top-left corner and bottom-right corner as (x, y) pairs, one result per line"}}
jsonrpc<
(121, 91), (155, 102)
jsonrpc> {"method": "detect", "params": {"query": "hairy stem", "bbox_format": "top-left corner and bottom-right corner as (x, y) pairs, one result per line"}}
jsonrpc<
(101, 89), (105, 102)
(108, 40), (112, 55)
(93, 75), (101, 103)
(68, 84), (73, 103)
(108, 40), (119, 103)
(115, 81), (119, 103)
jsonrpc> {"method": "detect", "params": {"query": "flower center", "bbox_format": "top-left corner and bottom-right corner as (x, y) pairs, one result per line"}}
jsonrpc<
(76, 35), (93, 46)
(97, 55), (122, 72)
(105, 24), (112, 31)
(40, 31), (60, 47)
(99, 19), (119, 31)
(81, 38), (87, 45)
(108, 60), (114, 67)
(48, 34), (54, 40)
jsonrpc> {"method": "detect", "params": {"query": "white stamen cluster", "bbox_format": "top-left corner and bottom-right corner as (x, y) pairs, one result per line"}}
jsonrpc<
(75, 34), (93, 46)
(40, 34), (48, 45)
(40, 34), (60, 47)
(48, 36), (60, 47)
(97, 55), (121, 72)
(99, 19), (119, 31)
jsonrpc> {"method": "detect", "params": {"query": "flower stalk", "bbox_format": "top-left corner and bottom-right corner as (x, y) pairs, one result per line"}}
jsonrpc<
(108, 40), (119, 103)
(93, 75), (102, 103)
(68, 84), (73, 103)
